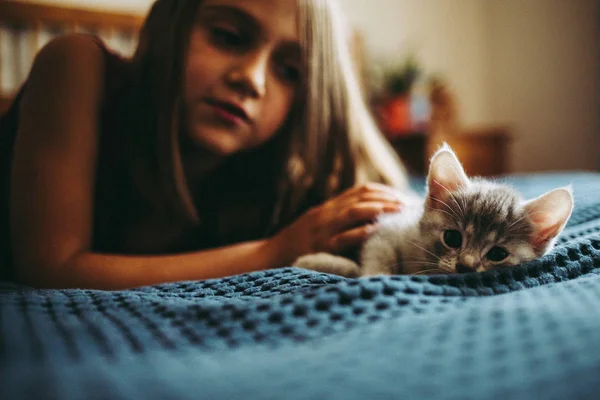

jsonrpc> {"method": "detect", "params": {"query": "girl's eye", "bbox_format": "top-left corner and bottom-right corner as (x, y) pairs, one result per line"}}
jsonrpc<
(276, 63), (301, 83)
(443, 230), (462, 249)
(486, 246), (509, 262)
(211, 27), (245, 48)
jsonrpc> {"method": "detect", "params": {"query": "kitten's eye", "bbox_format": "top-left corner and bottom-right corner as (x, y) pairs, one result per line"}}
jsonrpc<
(443, 230), (462, 249)
(486, 246), (509, 262)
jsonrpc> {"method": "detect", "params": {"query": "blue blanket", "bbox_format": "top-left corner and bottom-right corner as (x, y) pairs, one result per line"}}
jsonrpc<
(3, 172), (600, 399)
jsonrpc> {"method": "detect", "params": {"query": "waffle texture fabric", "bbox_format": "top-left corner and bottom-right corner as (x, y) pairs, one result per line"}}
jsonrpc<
(2, 172), (600, 400)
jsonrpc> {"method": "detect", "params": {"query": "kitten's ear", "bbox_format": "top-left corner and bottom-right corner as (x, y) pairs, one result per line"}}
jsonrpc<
(523, 186), (574, 251)
(426, 143), (470, 209)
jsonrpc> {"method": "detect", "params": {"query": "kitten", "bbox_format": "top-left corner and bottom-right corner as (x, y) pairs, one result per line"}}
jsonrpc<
(294, 144), (574, 278)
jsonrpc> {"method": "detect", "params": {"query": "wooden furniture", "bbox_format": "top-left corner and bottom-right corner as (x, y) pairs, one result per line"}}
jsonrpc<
(0, 0), (145, 116)
(389, 127), (512, 177)
(388, 130), (429, 176)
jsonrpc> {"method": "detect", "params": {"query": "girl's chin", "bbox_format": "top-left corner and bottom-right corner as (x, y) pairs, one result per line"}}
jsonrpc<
(183, 130), (242, 157)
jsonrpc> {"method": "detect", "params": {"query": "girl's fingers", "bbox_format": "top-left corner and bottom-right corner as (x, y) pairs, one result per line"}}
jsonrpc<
(333, 202), (400, 233)
(334, 185), (403, 210)
(315, 183), (406, 252)
(344, 193), (403, 208)
(330, 224), (377, 253)
(350, 183), (404, 199)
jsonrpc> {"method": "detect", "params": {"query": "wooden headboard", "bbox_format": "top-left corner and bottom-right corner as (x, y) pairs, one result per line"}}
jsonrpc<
(0, 0), (145, 115)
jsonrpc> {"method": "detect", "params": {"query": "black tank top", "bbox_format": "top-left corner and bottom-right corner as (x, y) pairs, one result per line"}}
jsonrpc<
(0, 37), (131, 281)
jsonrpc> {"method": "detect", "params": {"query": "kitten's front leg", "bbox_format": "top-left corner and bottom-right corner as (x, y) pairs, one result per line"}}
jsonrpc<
(293, 253), (361, 278)
(360, 234), (399, 276)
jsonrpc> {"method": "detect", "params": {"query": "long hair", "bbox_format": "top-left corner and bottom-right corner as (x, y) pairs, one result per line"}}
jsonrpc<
(124, 0), (203, 225)
(123, 0), (408, 247)
(271, 0), (409, 227)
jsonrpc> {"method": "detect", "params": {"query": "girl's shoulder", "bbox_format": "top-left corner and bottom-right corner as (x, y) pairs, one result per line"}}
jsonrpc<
(3, 34), (128, 112)
(0, 33), (131, 146)
(33, 33), (128, 72)
(25, 34), (114, 94)
(28, 33), (130, 103)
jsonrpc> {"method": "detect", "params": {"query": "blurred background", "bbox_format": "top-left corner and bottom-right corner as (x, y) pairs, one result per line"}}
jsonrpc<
(1, 0), (599, 177)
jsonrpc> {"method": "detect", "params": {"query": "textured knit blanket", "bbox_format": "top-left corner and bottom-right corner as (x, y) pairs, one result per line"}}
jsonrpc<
(2, 172), (600, 400)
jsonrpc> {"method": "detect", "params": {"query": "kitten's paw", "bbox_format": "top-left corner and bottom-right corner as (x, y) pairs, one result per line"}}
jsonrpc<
(293, 253), (361, 278)
(361, 261), (394, 277)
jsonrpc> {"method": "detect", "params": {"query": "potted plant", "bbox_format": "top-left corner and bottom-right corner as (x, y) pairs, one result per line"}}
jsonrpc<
(374, 55), (422, 135)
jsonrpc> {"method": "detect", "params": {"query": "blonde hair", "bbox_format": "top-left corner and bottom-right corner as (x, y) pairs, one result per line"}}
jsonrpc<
(272, 0), (409, 224)
(300, 0), (407, 188)
(123, 0), (408, 245)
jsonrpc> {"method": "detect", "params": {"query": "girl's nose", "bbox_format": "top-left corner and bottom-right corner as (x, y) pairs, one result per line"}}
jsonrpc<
(226, 53), (267, 98)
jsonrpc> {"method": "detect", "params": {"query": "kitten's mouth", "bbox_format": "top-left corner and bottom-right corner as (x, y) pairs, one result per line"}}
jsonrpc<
(455, 264), (477, 274)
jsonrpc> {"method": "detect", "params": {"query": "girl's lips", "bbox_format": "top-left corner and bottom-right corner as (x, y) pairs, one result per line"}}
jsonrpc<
(205, 98), (251, 126)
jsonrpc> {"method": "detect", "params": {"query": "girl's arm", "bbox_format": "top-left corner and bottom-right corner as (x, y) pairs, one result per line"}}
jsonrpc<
(28, 241), (281, 290)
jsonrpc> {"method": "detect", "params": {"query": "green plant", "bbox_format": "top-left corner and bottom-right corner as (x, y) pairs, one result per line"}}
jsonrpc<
(381, 55), (422, 97)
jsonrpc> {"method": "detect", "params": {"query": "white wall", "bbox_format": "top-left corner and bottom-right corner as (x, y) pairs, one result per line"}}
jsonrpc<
(486, 0), (600, 173)
(341, 0), (491, 127)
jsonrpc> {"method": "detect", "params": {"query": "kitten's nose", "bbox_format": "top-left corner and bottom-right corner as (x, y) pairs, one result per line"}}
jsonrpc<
(456, 264), (476, 274)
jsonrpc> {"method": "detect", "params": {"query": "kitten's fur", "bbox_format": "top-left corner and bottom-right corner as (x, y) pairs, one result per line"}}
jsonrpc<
(294, 144), (574, 278)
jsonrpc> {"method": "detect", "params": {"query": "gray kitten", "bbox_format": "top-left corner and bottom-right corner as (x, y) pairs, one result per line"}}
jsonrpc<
(294, 144), (574, 278)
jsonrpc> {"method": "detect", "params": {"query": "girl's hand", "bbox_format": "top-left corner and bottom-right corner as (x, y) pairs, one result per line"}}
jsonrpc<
(271, 183), (404, 265)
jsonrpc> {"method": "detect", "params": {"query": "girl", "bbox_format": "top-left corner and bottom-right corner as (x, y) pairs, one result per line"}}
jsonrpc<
(0, 0), (408, 290)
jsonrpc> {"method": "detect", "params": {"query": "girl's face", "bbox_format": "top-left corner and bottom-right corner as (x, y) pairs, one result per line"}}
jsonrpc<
(183, 0), (302, 156)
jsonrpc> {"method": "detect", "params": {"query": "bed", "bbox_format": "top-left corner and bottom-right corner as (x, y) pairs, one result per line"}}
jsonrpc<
(2, 2), (600, 399)
(2, 171), (600, 399)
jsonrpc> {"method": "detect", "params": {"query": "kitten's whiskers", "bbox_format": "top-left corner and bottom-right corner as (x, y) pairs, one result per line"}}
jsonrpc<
(409, 261), (454, 275)
(408, 240), (443, 262)
(412, 268), (445, 276)
(403, 260), (441, 268)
